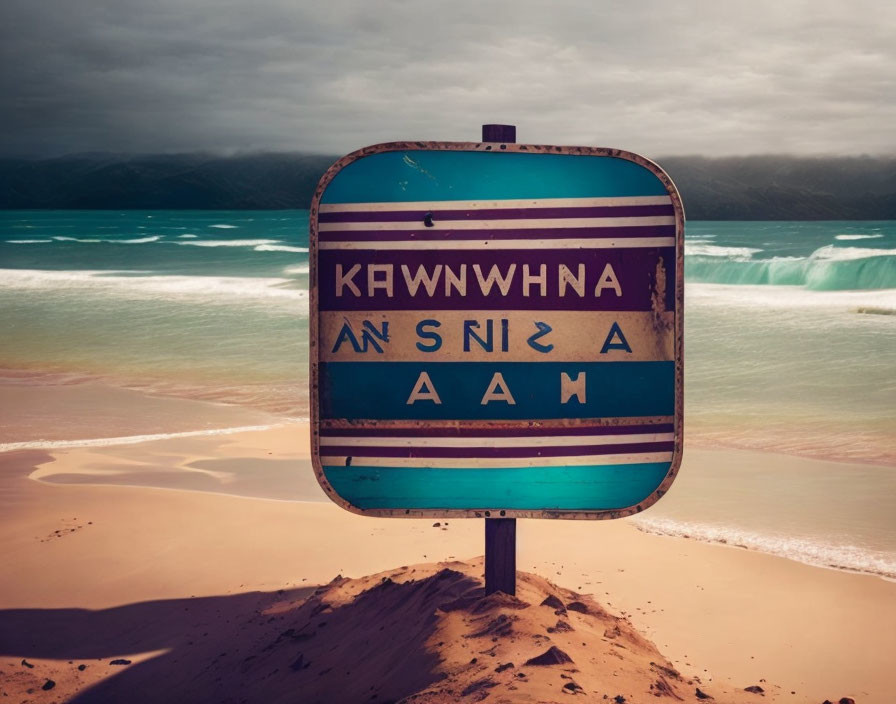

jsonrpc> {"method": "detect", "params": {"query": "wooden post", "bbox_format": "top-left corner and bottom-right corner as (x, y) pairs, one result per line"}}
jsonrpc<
(482, 123), (517, 596)
(485, 516), (516, 595)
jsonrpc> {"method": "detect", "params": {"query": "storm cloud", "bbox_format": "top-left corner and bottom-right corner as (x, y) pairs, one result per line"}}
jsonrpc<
(2, 0), (894, 157)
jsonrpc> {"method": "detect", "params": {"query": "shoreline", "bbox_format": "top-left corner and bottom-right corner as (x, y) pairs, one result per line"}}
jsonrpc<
(630, 517), (896, 583)
(7, 420), (894, 583)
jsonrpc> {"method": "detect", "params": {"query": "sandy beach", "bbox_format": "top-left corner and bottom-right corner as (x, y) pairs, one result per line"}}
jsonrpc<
(1, 422), (892, 703)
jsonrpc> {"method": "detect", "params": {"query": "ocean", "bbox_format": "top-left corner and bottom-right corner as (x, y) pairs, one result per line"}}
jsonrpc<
(1, 211), (894, 578)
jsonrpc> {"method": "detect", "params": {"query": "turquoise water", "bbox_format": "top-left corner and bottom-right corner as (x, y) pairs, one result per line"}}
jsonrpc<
(0, 211), (311, 415)
(1, 211), (895, 576)
(1, 213), (893, 458)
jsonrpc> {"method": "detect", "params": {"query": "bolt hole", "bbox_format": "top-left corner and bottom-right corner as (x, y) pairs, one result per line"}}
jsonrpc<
(423, 212), (434, 227)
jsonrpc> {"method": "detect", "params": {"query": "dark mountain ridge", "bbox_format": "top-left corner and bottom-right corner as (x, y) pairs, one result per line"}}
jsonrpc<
(2, 152), (895, 219)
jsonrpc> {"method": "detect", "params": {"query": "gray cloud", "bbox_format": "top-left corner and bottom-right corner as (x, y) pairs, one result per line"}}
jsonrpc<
(2, 0), (894, 157)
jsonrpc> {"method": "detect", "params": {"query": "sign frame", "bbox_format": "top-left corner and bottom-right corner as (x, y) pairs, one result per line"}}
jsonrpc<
(309, 140), (684, 520)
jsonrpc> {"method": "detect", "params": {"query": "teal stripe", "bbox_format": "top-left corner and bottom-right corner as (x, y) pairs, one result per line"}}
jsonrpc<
(323, 463), (671, 510)
(321, 151), (667, 204)
(320, 361), (674, 420)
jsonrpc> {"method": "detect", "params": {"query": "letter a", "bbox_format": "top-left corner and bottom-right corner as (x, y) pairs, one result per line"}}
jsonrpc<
(481, 372), (516, 405)
(407, 371), (442, 404)
(600, 321), (632, 353)
(594, 263), (622, 297)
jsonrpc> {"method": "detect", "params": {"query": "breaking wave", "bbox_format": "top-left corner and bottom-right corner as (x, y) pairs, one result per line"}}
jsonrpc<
(686, 244), (896, 290)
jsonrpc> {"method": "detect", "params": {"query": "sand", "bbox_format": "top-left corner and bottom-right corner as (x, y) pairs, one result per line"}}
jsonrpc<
(1, 422), (892, 703)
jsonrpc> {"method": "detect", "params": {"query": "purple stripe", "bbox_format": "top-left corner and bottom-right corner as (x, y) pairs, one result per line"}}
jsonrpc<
(320, 424), (673, 438)
(318, 225), (675, 242)
(319, 204), (673, 223)
(319, 441), (674, 459)
(318, 249), (676, 311)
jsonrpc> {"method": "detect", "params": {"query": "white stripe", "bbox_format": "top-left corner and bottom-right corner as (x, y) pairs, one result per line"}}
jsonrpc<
(319, 432), (673, 448)
(319, 452), (674, 468)
(319, 237), (675, 250)
(320, 196), (672, 212)
(319, 216), (674, 231)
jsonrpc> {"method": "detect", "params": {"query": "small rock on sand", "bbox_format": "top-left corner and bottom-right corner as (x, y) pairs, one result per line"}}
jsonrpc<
(21, 659), (34, 668)
(696, 687), (713, 699)
(109, 659), (132, 666)
(744, 684), (764, 694)
(540, 594), (565, 610)
(547, 619), (574, 633)
(524, 646), (573, 666)
(42, 680), (56, 691)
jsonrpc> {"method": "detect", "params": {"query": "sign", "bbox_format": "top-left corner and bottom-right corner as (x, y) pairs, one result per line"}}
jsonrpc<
(309, 141), (683, 518)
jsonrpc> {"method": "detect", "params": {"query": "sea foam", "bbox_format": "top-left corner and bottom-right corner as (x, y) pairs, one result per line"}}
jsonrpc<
(630, 516), (896, 580)
(47, 235), (162, 244)
(0, 424), (287, 453)
(254, 244), (309, 253)
(684, 244), (763, 258)
(120, 236), (162, 244)
(284, 264), (310, 275)
(687, 281), (896, 312)
(0, 269), (309, 305)
(176, 239), (278, 248)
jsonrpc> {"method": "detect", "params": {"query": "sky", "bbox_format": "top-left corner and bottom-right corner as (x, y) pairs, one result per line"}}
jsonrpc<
(1, 0), (894, 159)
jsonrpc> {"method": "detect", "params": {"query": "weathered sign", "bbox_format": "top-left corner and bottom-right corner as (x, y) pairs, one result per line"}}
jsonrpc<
(309, 142), (683, 518)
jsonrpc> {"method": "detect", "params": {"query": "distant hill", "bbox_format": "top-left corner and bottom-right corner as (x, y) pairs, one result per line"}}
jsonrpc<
(1, 152), (895, 219)
(0, 153), (337, 210)
(659, 155), (896, 220)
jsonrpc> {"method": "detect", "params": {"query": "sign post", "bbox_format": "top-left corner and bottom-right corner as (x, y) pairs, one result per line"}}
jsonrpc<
(308, 127), (684, 596)
(481, 123), (518, 595)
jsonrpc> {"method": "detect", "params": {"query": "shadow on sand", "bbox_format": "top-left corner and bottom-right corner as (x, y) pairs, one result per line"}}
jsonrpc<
(0, 569), (480, 703)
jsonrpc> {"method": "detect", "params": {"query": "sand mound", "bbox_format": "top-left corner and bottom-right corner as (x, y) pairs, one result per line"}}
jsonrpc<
(1, 559), (795, 703)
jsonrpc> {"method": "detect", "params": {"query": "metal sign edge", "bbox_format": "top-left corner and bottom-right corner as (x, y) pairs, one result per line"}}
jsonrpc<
(307, 140), (685, 520)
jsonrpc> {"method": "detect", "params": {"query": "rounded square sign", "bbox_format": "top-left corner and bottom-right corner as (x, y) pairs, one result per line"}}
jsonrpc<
(309, 141), (684, 519)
